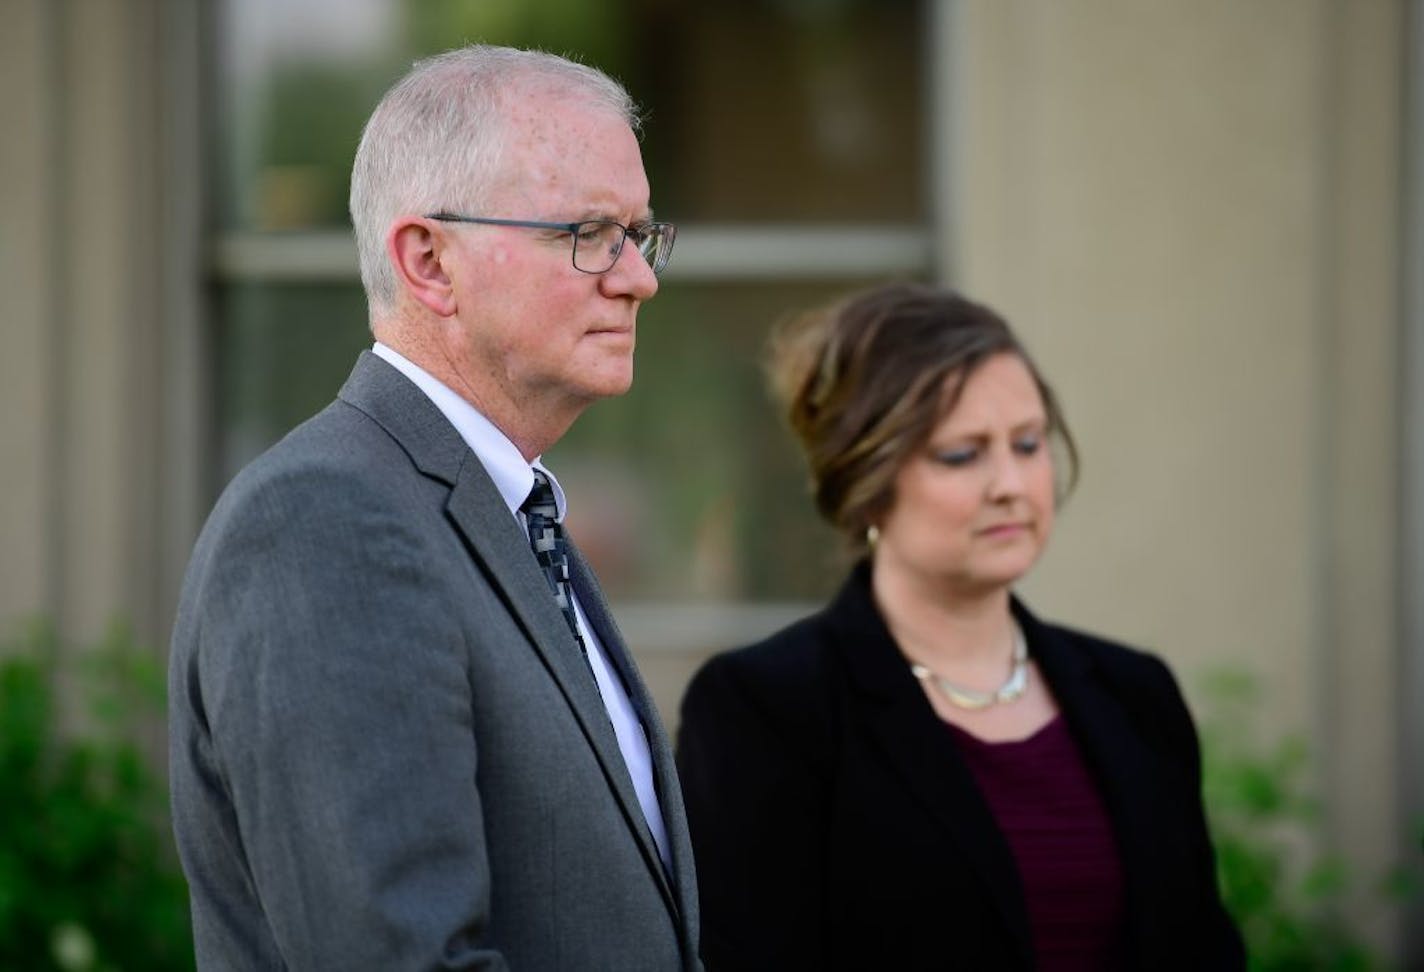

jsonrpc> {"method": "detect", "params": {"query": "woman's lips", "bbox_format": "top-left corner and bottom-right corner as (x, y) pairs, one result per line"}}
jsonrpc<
(977, 522), (1028, 539)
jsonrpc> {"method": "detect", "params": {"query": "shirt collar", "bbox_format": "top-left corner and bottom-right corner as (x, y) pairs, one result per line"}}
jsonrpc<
(372, 342), (567, 520)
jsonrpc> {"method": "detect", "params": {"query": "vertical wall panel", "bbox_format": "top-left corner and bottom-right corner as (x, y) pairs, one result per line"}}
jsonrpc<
(1400, 0), (1424, 963)
(0, 0), (59, 627)
(0, 0), (204, 654)
(1324, 0), (1404, 949)
(62, 1), (148, 641)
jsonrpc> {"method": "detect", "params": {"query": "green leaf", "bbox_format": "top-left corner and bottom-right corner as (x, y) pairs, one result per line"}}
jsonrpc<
(0, 621), (194, 970)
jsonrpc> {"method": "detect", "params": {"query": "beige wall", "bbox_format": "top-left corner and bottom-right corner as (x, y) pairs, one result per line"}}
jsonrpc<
(0, 0), (204, 654)
(0, 0), (1414, 959)
(951, 0), (1407, 950)
(0, 0), (55, 629)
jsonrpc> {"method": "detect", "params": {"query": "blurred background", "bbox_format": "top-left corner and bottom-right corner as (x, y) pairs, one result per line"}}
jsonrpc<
(2, 0), (1421, 967)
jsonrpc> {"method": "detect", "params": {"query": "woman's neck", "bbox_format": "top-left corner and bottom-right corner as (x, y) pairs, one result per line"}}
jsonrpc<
(870, 557), (1016, 671)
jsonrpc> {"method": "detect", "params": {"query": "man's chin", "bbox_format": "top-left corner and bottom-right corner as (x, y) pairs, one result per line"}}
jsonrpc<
(581, 366), (635, 401)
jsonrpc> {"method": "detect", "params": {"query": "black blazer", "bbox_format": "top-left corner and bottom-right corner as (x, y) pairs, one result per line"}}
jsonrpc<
(677, 561), (1244, 971)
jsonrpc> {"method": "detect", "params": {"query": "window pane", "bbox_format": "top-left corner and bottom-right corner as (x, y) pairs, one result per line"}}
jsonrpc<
(641, 1), (927, 222)
(549, 277), (923, 603)
(213, 278), (918, 601)
(213, 283), (371, 483)
(214, 0), (926, 231)
(211, 0), (931, 604)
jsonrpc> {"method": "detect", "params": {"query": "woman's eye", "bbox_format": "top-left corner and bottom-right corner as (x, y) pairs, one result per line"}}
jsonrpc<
(1013, 436), (1042, 456)
(933, 448), (978, 467)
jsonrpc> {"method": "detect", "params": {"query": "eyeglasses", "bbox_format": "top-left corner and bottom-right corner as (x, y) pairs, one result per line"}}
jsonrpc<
(426, 214), (677, 276)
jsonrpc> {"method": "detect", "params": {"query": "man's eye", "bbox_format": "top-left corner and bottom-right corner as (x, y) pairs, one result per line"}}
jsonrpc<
(575, 226), (605, 243)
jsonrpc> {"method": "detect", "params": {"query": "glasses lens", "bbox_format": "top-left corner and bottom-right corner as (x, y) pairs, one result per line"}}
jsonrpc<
(569, 220), (676, 274)
(571, 221), (626, 273)
(637, 223), (676, 275)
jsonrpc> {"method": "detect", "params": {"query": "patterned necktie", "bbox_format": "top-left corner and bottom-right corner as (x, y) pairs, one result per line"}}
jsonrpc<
(521, 470), (587, 658)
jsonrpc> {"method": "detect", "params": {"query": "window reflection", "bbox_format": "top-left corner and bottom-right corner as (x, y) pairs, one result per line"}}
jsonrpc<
(549, 280), (899, 603)
(214, 283), (372, 481)
(215, 0), (925, 230)
(211, 0), (930, 603)
(214, 279), (920, 600)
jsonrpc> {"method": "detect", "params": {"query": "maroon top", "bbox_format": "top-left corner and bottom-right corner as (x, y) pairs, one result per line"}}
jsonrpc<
(948, 715), (1128, 971)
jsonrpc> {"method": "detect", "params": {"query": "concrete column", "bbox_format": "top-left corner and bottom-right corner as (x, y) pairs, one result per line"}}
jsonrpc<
(0, 0), (205, 655)
(0, 0), (60, 628)
(1320, 0), (1405, 949)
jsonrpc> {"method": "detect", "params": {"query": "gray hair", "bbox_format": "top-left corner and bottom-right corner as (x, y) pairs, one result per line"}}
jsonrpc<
(349, 45), (641, 318)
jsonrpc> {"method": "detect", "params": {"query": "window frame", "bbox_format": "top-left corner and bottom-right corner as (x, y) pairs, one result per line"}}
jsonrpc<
(202, 1), (960, 679)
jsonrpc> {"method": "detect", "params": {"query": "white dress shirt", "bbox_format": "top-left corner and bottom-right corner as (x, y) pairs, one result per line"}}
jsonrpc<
(371, 342), (670, 870)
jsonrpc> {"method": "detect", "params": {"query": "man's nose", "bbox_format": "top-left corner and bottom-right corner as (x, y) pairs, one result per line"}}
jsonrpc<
(600, 238), (659, 300)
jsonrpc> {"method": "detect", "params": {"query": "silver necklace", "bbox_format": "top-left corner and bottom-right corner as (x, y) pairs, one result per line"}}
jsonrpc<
(910, 623), (1028, 710)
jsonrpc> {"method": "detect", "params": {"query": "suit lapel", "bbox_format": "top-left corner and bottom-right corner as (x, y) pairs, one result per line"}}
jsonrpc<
(566, 550), (649, 723)
(443, 458), (612, 726)
(567, 552), (700, 927)
(830, 565), (1035, 968)
(339, 352), (682, 924)
(444, 466), (680, 905)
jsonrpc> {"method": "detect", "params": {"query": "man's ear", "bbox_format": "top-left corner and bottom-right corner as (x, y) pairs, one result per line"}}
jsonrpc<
(388, 217), (457, 317)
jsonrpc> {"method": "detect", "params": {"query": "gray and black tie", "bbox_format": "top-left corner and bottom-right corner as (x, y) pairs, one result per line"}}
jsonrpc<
(521, 470), (588, 659)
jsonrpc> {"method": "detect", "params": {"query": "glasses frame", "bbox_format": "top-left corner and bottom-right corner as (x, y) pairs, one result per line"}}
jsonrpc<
(425, 213), (677, 276)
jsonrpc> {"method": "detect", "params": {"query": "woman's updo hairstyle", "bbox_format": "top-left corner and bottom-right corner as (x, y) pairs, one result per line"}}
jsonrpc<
(766, 281), (1079, 553)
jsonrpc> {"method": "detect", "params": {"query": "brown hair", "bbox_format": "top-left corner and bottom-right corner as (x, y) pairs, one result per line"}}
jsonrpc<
(767, 281), (1079, 552)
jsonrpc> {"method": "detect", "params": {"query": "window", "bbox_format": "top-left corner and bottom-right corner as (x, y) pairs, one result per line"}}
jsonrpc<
(211, 0), (934, 608)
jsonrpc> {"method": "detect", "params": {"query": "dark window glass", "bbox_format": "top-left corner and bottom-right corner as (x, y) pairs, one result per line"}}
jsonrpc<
(213, 283), (372, 481)
(214, 0), (925, 230)
(211, 0), (929, 602)
(213, 278), (920, 600)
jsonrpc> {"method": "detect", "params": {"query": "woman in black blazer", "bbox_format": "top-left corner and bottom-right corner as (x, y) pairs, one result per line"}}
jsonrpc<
(677, 283), (1244, 971)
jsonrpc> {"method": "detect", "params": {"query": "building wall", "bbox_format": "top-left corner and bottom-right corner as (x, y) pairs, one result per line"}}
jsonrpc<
(951, 0), (1407, 950)
(0, 0), (1415, 959)
(0, 0), (205, 655)
(0, 0), (57, 630)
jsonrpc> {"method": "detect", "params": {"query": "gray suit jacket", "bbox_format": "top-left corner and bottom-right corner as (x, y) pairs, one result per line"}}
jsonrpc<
(169, 352), (700, 970)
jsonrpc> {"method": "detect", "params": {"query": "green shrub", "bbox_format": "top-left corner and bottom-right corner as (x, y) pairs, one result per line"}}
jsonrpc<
(1199, 668), (1410, 971)
(0, 622), (193, 971)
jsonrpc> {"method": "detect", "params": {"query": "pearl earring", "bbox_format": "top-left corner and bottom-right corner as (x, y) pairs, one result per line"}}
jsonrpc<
(866, 524), (880, 547)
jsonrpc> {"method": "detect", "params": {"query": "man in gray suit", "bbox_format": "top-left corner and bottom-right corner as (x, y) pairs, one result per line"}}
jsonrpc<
(168, 45), (699, 970)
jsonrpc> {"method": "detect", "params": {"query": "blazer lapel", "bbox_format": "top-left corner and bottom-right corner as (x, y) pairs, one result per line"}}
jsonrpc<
(830, 564), (1035, 968)
(1023, 608), (1171, 967)
(339, 352), (680, 920)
